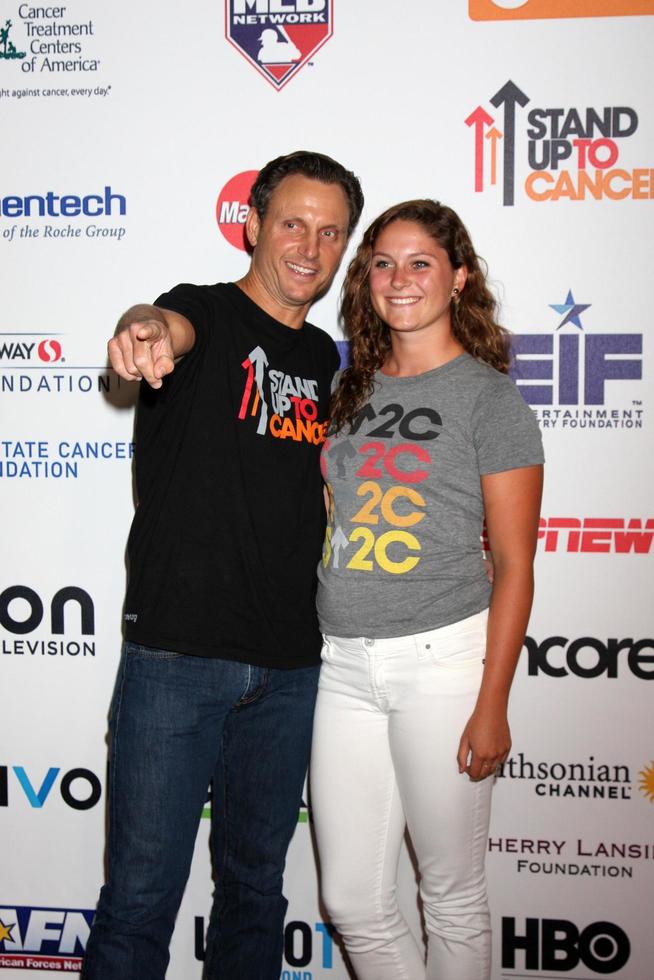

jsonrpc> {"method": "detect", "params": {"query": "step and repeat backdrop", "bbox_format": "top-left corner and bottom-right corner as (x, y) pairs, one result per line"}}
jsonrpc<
(1, 1), (653, 978)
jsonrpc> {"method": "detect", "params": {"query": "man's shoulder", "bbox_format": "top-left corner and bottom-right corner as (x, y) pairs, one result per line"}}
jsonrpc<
(156, 281), (229, 306)
(303, 320), (339, 353)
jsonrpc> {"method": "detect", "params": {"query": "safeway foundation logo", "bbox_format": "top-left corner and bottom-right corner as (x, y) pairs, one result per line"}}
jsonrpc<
(0, 333), (63, 363)
(465, 80), (650, 205)
(510, 292), (643, 429)
(225, 0), (333, 90)
(0, 905), (93, 970)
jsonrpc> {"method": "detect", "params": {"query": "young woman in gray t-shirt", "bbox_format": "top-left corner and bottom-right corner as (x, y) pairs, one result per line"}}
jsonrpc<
(312, 199), (544, 980)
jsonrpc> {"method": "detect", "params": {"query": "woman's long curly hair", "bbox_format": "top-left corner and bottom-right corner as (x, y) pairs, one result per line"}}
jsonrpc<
(330, 199), (510, 433)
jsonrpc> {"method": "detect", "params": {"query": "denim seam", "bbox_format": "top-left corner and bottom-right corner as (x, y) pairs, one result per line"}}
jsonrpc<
(372, 743), (413, 980)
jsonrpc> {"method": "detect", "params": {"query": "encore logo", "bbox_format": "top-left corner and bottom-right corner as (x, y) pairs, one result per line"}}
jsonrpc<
(524, 636), (654, 680)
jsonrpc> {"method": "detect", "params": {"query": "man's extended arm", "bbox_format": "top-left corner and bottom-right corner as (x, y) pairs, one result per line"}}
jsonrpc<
(108, 304), (195, 389)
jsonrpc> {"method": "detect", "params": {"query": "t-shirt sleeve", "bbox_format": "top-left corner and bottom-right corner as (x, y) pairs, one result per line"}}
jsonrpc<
(472, 374), (544, 475)
(154, 282), (214, 359)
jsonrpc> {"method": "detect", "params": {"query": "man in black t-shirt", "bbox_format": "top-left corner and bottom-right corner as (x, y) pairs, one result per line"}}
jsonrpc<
(81, 152), (364, 980)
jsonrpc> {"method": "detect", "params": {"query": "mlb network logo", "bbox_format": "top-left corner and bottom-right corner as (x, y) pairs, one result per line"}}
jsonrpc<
(225, 0), (333, 90)
(0, 906), (94, 971)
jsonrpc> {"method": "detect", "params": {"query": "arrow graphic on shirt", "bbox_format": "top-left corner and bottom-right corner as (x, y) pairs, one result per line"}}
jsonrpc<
(248, 346), (269, 435)
(331, 526), (349, 569)
(330, 440), (357, 478)
(489, 80), (529, 206)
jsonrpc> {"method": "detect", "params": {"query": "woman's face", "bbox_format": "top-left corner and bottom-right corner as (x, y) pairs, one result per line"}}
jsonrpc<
(368, 220), (466, 338)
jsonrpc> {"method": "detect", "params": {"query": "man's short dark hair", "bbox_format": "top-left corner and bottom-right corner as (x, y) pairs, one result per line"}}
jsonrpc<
(251, 150), (364, 238)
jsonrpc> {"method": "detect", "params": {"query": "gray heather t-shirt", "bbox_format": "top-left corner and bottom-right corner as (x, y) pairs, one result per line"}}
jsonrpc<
(317, 353), (544, 638)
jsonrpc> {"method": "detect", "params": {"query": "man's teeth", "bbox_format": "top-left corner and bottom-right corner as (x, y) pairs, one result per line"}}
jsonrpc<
(287, 262), (316, 276)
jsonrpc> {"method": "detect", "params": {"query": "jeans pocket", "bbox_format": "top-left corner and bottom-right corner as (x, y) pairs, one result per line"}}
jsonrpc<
(429, 623), (487, 671)
(124, 641), (183, 660)
(320, 636), (334, 664)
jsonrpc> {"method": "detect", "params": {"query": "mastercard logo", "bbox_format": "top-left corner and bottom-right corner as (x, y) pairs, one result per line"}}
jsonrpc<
(469, 0), (654, 18)
(215, 170), (259, 252)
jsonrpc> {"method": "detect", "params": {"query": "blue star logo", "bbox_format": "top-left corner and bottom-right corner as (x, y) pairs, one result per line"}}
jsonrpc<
(549, 289), (591, 330)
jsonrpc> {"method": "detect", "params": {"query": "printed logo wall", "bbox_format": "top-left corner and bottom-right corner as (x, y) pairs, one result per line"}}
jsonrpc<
(3, 1), (653, 978)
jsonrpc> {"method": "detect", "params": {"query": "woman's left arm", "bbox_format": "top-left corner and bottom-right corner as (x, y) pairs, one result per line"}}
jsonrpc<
(457, 463), (543, 780)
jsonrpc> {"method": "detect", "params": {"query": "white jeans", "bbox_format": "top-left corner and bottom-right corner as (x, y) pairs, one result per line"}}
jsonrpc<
(310, 610), (493, 980)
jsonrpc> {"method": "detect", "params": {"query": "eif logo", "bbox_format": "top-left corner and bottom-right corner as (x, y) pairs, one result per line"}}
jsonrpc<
(0, 906), (94, 970)
(470, 0), (654, 19)
(215, 170), (258, 251)
(510, 293), (643, 429)
(465, 80), (649, 205)
(225, 0), (333, 90)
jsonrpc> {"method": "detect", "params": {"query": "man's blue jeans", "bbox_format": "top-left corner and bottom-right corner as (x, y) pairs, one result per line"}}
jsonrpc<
(81, 642), (320, 980)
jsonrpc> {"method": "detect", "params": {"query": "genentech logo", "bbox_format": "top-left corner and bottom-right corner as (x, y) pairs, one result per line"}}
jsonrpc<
(225, 0), (333, 90)
(465, 80), (650, 205)
(510, 293), (643, 429)
(215, 170), (258, 251)
(470, 0), (654, 20)
(537, 518), (654, 553)
(0, 334), (63, 363)
(0, 906), (93, 971)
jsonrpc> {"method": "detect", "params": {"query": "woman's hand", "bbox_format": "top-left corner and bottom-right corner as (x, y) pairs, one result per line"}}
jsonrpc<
(457, 706), (511, 781)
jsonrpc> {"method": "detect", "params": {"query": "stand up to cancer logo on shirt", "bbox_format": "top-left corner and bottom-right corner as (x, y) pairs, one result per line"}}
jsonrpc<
(238, 345), (328, 445)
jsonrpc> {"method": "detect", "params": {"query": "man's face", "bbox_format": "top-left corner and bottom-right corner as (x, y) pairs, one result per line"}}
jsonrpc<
(245, 175), (350, 326)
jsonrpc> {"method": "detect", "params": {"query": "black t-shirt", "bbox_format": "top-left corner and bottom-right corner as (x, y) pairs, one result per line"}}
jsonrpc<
(123, 282), (340, 668)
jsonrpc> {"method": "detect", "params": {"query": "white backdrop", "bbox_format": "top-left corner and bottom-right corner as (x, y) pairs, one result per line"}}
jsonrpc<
(1, 1), (652, 978)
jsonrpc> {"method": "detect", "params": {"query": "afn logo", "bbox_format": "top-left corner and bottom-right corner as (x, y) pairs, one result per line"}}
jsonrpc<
(0, 906), (94, 970)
